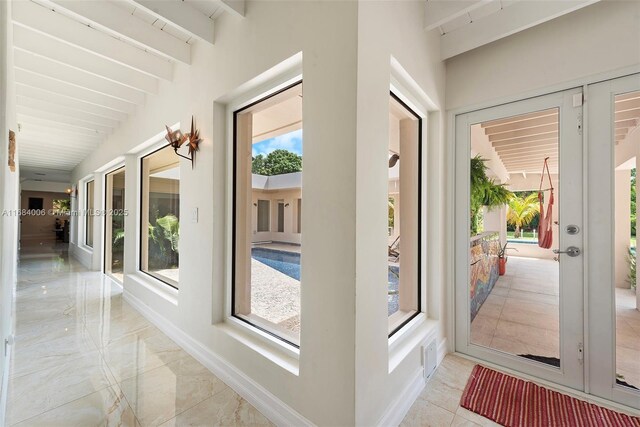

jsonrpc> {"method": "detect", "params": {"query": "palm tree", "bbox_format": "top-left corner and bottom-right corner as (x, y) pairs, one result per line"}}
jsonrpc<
(507, 193), (540, 238)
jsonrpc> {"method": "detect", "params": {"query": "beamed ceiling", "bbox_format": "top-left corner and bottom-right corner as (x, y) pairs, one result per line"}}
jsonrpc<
(13, 0), (244, 175)
(12, 0), (603, 177)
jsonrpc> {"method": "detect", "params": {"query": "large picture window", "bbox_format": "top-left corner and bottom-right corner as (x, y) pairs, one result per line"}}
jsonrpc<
(140, 145), (180, 288)
(85, 180), (95, 248)
(387, 93), (422, 336)
(233, 81), (303, 346)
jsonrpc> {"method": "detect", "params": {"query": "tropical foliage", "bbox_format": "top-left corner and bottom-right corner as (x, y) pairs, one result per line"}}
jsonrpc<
(470, 155), (512, 235)
(252, 149), (302, 176)
(507, 193), (540, 238)
(148, 213), (179, 269)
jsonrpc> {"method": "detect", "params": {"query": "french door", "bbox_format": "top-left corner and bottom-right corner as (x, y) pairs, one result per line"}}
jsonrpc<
(587, 73), (640, 410)
(455, 87), (585, 390)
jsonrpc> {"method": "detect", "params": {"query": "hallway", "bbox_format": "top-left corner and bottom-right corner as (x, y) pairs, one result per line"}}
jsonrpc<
(6, 246), (272, 426)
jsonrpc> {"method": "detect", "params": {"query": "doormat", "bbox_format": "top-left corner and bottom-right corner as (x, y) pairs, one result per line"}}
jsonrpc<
(461, 364), (640, 427)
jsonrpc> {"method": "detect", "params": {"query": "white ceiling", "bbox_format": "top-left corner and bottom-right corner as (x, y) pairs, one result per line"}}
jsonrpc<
(425, 0), (600, 59)
(12, 0), (244, 176)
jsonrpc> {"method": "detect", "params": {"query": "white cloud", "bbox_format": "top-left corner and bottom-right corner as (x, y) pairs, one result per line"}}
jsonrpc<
(252, 129), (303, 157)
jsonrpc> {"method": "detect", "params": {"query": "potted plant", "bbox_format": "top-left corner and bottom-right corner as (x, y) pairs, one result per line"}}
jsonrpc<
(497, 242), (517, 276)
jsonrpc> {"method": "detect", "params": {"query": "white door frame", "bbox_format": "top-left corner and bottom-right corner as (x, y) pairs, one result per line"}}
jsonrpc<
(455, 87), (585, 391)
(587, 73), (640, 410)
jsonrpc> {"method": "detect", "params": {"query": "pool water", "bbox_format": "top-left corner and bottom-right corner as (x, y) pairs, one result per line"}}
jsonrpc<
(251, 247), (398, 315)
(252, 248), (301, 280)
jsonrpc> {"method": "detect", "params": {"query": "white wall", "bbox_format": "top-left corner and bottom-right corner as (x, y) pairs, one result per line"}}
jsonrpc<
(72, 2), (361, 425)
(0, 0), (19, 423)
(70, 1), (450, 424)
(354, 1), (446, 424)
(446, 1), (640, 111)
(20, 180), (70, 193)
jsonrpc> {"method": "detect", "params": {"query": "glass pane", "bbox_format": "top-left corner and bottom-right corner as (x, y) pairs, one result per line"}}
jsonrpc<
(106, 168), (125, 283)
(388, 94), (421, 335)
(614, 90), (640, 390)
(234, 82), (302, 345)
(85, 180), (94, 247)
(141, 146), (180, 288)
(469, 108), (561, 367)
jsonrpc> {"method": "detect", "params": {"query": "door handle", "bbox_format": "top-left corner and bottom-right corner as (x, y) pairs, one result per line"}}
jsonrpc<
(553, 246), (581, 257)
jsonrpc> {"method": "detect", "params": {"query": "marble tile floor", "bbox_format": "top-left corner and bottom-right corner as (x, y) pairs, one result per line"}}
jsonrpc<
(7, 246), (273, 426)
(470, 256), (640, 389)
(401, 353), (640, 427)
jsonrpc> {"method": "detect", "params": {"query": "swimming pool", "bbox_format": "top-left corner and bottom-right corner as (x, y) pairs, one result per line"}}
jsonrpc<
(252, 248), (301, 280)
(252, 247), (398, 315)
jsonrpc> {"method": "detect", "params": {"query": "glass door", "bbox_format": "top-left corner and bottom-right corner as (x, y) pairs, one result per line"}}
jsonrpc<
(104, 167), (126, 283)
(587, 73), (640, 410)
(455, 88), (585, 390)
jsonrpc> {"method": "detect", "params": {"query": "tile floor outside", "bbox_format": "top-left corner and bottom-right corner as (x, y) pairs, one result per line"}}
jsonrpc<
(470, 256), (640, 389)
(7, 245), (272, 426)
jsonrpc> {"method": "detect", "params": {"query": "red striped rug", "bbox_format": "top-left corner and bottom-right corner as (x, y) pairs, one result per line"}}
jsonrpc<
(460, 365), (640, 427)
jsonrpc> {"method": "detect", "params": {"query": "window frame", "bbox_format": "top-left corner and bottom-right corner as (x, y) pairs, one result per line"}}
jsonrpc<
(387, 91), (423, 338)
(85, 179), (95, 248)
(231, 79), (303, 348)
(256, 199), (270, 232)
(103, 164), (126, 281)
(138, 143), (181, 290)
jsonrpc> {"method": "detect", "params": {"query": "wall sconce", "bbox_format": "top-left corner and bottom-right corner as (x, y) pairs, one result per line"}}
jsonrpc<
(388, 153), (400, 168)
(165, 116), (201, 168)
(285, 203), (290, 207)
(253, 203), (257, 207)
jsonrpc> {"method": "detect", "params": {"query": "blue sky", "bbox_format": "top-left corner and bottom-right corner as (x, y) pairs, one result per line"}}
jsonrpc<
(252, 129), (303, 157)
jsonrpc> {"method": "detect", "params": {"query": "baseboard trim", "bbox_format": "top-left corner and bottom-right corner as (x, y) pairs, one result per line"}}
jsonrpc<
(437, 338), (448, 365)
(0, 340), (12, 427)
(377, 367), (425, 427)
(123, 290), (313, 427)
(377, 337), (448, 427)
(69, 242), (92, 269)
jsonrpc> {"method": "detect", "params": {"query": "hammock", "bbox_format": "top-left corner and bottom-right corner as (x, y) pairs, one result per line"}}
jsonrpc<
(538, 157), (554, 249)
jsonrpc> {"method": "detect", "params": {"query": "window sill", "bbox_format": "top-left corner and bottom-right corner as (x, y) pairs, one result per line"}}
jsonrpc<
(388, 313), (438, 373)
(219, 316), (300, 376)
(128, 272), (178, 306)
(77, 244), (93, 254)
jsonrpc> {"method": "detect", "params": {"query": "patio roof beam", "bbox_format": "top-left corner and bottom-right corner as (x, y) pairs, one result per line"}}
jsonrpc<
(15, 69), (136, 114)
(17, 114), (106, 138)
(481, 109), (557, 128)
(495, 140), (558, 150)
(12, 0), (173, 81)
(15, 84), (128, 122)
(16, 106), (113, 134)
(489, 126), (558, 143)
(17, 120), (104, 141)
(495, 149), (558, 160)
(483, 115), (558, 135)
(424, 0), (488, 31)
(616, 108), (640, 122)
(16, 96), (120, 129)
(43, 0), (191, 64)
(440, 0), (600, 59)
(127, 0), (215, 45)
(14, 49), (145, 105)
(491, 133), (557, 148)
(13, 25), (159, 94)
